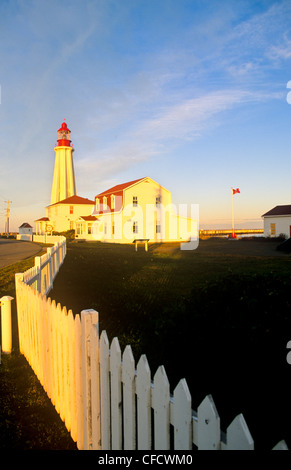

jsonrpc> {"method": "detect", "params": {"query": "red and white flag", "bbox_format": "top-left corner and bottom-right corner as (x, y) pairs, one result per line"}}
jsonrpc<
(232, 188), (240, 195)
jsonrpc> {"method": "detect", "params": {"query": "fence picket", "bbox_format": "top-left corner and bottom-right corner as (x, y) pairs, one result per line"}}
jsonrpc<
(90, 323), (101, 450)
(52, 300), (60, 413)
(38, 293), (46, 389)
(68, 309), (76, 440)
(36, 292), (43, 380)
(46, 297), (53, 401)
(62, 306), (70, 432)
(272, 440), (289, 450)
(81, 309), (99, 450)
(152, 365), (170, 450)
(197, 395), (221, 450)
(224, 414), (254, 450)
(32, 290), (39, 377)
(122, 345), (136, 450)
(136, 354), (151, 450)
(74, 314), (83, 450)
(100, 330), (111, 450)
(173, 379), (192, 450)
(57, 303), (65, 421)
(110, 337), (122, 450)
(28, 289), (35, 369)
(40, 294), (47, 393)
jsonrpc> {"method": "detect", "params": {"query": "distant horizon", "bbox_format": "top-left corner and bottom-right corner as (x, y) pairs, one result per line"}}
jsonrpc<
(1, 1), (291, 232)
(1, 222), (265, 235)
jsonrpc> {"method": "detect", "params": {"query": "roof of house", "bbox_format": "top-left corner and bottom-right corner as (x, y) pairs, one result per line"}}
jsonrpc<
(95, 177), (146, 198)
(93, 177), (146, 215)
(262, 205), (291, 217)
(78, 215), (98, 221)
(93, 176), (170, 216)
(48, 195), (95, 207)
(35, 217), (50, 222)
(19, 222), (32, 228)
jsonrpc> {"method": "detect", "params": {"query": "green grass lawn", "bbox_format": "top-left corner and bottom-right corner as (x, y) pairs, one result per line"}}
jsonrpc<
(50, 237), (291, 450)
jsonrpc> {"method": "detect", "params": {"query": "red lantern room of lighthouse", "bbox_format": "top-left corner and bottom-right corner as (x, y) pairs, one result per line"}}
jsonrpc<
(50, 120), (76, 205)
(57, 121), (72, 147)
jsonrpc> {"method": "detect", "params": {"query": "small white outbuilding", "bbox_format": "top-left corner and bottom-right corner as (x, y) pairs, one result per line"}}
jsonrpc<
(262, 205), (291, 238)
(18, 222), (33, 241)
(19, 222), (33, 235)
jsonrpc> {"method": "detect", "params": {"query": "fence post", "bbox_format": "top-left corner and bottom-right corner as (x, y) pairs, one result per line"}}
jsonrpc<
(15, 274), (24, 354)
(0, 296), (14, 354)
(81, 309), (99, 450)
(90, 323), (101, 449)
(56, 242), (60, 272)
(35, 256), (41, 293)
(47, 247), (54, 289)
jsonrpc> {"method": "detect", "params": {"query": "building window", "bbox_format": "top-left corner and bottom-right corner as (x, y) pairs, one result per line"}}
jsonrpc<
(103, 196), (107, 209)
(270, 223), (276, 236)
(96, 198), (100, 212)
(156, 196), (161, 206)
(133, 196), (138, 207)
(88, 223), (92, 235)
(70, 205), (74, 214)
(111, 194), (115, 210)
(156, 221), (161, 234)
(112, 222), (115, 235)
(133, 221), (138, 234)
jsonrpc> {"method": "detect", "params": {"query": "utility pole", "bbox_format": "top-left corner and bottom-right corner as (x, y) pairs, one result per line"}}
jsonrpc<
(4, 200), (12, 238)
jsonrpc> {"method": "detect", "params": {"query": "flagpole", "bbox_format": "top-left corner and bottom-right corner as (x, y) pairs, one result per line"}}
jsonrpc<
(231, 188), (235, 238)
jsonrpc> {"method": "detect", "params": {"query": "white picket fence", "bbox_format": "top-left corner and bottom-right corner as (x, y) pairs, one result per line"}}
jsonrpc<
(14, 238), (288, 450)
(20, 235), (66, 295)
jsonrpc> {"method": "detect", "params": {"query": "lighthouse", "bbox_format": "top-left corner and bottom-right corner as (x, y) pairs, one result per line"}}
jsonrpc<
(50, 120), (77, 205)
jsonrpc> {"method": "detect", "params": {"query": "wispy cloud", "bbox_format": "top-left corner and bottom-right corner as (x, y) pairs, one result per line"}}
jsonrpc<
(132, 90), (253, 142)
(76, 85), (282, 193)
(268, 34), (291, 61)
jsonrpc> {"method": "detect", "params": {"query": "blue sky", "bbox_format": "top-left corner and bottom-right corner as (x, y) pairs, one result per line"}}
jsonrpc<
(1, 0), (291, 231)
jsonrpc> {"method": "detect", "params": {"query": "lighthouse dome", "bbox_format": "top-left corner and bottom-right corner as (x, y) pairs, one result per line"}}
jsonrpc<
(58, 121), (70, 132)
(57, 120), (71, 146)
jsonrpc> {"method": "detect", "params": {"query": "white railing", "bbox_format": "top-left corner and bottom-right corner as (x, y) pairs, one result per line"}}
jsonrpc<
(20, 236), (66, 295)
(16, 234), (33, 241)
(16, 234), (67, 243)
(14, 245), (289, 450)
(33, 234), (66, 245)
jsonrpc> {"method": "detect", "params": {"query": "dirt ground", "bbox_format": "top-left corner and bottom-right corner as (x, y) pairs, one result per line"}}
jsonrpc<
(0, 239), (42, 268)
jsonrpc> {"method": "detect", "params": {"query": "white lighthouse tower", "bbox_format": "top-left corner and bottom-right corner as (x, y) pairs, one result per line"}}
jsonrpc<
(50, 120), (77, 205)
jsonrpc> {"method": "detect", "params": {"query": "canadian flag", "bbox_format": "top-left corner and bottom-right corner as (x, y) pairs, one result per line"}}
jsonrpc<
(232, 188), (240, 195)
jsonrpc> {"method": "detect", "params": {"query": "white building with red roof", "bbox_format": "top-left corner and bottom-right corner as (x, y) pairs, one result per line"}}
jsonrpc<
(76, 176), (197, 243)
(36, 195), (95, 235)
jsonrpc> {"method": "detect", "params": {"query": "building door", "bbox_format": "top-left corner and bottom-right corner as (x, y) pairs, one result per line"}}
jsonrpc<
(270, 223), (276, 237)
